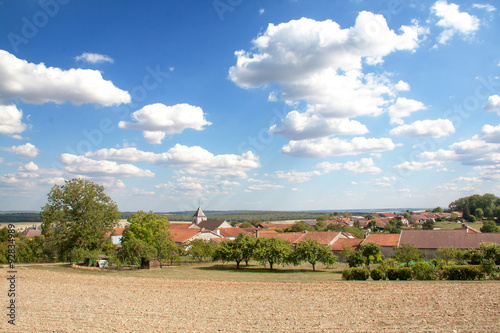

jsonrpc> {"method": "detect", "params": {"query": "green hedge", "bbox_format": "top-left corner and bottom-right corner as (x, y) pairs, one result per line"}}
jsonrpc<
(386, 267), (413, 281)
(370, 268), (386, 281)
(442, 265), (485, 280)
(411, 262), (439, 280)
(342, 267), (370, 280)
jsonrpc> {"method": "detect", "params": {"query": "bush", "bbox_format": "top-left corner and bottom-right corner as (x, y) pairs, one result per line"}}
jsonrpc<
(342, 267), (370, 280)
(386, 267), (413, 281)
(370, 268), (386, 281)
(411, 262), (439, 280)
(442, 265), (485, 280)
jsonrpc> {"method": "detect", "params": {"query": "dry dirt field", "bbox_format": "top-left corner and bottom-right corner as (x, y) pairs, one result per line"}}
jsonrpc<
(1, 266), (499, 332)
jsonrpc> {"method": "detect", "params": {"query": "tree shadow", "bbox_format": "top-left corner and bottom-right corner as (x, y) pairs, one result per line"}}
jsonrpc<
(197, 264), (325, 273)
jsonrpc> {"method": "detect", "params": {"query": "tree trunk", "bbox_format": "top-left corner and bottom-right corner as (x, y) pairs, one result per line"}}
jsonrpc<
(312, 263), (316, 272)
(269, 262), (273, 270)
(236, 261), (240, 269)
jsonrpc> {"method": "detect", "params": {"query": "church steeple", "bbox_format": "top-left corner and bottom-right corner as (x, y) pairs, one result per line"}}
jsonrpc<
(192, 206), (207, 225)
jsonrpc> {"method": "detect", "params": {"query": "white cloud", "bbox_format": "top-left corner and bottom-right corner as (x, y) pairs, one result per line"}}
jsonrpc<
(86, 144), (260, 179)
(377, 176), (397, 182)
(483, 94), (500, 115)
(273, 170), (322, 183)
(419, 124), (500, 167)
(0, 50), (130, 106)
(86, 147), (158, 162)
(432, 1), (480, 44)
(259, 8), (265, 15)
(229, 13), (423, 88)
(316, 161), (343, 173)
(343, 158), (382, 174)
(388, 97), (426, 125)
(269, 110), (368, 140)
(0, 104), (26, 134)
(118, 103), (211, 144)
(472, 3), (496, 12)
(19, 161), (39, 172)
(248, 183), (284, 191)
(395, 80), (410, 91)
(281, 137), (395, 158)
(3, 143), (39, 157)
(75, 52), (114, 64)
(393, 160), (444, 171)
(60, 154), (155, 178)
(143, 131), (166, 144)
(229, 12), (426, 157)
(390, 119), (455, 138)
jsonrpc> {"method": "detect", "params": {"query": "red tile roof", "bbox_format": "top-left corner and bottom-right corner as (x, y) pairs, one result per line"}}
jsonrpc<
(216, 228), (248, 238)
(400, 229), (500, 249)
(295, 231), (342, 245)
(169, 223), (192, 229)
(170, 229), (200, 243)
(258, 232), (305, 243)
(20, 229), (41, 238)
(105, 227), (125, 238)
(331, 238), (363, 251)
(362, 233), (400, 247)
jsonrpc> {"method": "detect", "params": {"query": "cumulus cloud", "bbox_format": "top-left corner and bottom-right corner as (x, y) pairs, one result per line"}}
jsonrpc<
(0, 104), (26, 134)
(390, 119), (455, 138)
(229, 13), (423, 88)
(75, 52), (114, 64)
(86, 144), (260, 179)
(343, 158), (382, 174)
(432, 1), (480, 44)
(269, 110), (368, 140)
(229, 12), (426, 157)
(419, 124), (500, 168)
(118, 103), (211, 144)
(2, 143), (39, 157)
(247, 183), (284, 191)
(393, 160), (444, 171)
(0, 50), (130, 106)
(281, 137), (395, 158)
(273, 170), (323, 183)
(60, 154), (155, 178)
(388, 97), (426, 125)
(272, 157), (382, 185)
(483, 95), (500, 115)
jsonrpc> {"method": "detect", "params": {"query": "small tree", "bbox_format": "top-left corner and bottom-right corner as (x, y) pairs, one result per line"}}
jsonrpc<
(254, 237), (292, 270)
(480, 220), (499, 233)
(422, 219), (435, 230)
(236, 233), (257, 266)
(293, 238), (337, 271)
(359, 242), (384, 267)
(474, 208), (484, 220)
(187, 239), (217, 261)
(392, 244), (425, 267)
(213, 240), (244, 268)
(342, 245), (364, 268)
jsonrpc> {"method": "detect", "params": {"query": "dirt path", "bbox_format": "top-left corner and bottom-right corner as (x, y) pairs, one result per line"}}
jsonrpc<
(1, 267), (499, 332)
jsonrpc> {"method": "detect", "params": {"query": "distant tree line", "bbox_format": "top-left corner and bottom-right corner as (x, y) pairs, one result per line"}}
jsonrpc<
(449, 193), (500, 222)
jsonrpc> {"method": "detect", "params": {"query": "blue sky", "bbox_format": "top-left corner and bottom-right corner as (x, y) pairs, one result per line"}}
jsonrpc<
(0, 0), (499, 212)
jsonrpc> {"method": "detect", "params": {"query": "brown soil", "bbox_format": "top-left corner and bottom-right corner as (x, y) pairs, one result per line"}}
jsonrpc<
(2, 267), (499, 332)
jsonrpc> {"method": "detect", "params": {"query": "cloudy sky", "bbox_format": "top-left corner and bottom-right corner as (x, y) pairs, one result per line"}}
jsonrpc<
(0, 0), (499, 212)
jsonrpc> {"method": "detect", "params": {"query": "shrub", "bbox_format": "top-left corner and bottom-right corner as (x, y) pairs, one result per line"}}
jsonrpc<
(442, 265), (485, 280)
(342, 267), (370, 280)
(386, 267), (413, 281)
(370, 268), (386, 281)
(411, 262), (439, 280)
(480, 259), (498, 277)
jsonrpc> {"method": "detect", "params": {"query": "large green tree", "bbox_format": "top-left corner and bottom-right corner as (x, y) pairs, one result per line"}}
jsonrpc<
(254, 237), (292, 270)
(293, 238), (337, 271)
(119, 211), (175, 265)
(41, 178), (120, 259)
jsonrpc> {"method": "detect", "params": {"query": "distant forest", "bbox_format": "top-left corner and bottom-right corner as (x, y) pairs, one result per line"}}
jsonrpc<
(0, 211), (372, 223)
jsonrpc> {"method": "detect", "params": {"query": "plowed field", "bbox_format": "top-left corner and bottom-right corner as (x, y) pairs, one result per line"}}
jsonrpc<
(1, 266), (499, 332)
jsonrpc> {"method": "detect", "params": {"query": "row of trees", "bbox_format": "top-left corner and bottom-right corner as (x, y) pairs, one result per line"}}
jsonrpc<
(214, 234), (336, 271)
